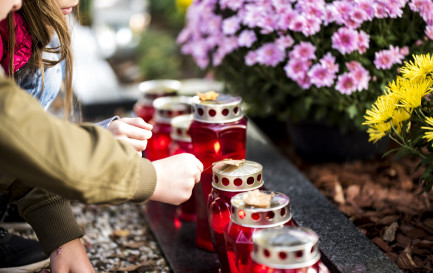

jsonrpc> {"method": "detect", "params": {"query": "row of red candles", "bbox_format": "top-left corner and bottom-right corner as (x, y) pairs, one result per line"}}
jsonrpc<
(133, 91), (329, 273)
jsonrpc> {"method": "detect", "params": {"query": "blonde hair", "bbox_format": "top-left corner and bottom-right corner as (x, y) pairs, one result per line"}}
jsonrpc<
(7, 0), (77, 119)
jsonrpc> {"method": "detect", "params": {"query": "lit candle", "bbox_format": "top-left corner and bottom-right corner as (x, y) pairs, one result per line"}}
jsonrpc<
(209, 160), (264, 273)
(189, 94), (248, 251)
(225, 191), (294, 273)
(169, 114), (196, 222)
(248, 227), (330, 273)
(144, 96), (192, 161)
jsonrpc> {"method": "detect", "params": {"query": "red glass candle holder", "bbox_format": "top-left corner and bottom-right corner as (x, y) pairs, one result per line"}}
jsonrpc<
(248, 227), (330, 273)
(224, 191), (294, 273)
(133, 79), (181, 123)
(189, 94), (248, 251)
(209, 160), (264, 273)
(169, 114), (196, 222)
(144, 96), (192, 161)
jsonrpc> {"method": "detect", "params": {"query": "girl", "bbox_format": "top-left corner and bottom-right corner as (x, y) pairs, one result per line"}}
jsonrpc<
(1, 0), (150, 272)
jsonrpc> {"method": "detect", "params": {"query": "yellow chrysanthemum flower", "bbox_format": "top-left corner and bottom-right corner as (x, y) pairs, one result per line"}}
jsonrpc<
(363, 94), (398, 125)
(421, 116), (433, 144)
(400, 53), (433, 83)
(393, 77), (433, 109)
(367, 122), (391, 143)
(391, 107), (412, 134)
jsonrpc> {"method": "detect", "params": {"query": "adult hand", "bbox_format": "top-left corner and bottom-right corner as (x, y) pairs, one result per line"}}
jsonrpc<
(45, 238), (94, 273)
(150, 153), (203, 205)
(108, 117), (153, 152)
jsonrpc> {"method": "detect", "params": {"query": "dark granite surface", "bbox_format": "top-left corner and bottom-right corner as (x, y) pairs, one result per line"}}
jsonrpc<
(143, 120), (402, 273)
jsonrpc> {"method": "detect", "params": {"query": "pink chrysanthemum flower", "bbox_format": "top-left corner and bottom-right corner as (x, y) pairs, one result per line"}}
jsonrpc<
(277, 8), (296, 30)
(284, 59), (311, 81)
(331, 0), (353, 25)
(222, 16), (241, 35)
(302, 17), (322, 37)
(349, 8), (368, 27)
(400, 46), (410, 56)
(346, 61), (370, 91)
(374, 50), (394, 70)
(245, 51), (258, 66)
(320, 52), (339, 74)
(357, 30), (370, 54)
(336, 73), (357, 95)
(375, 3), (388, 19)
(238, 30), (257, 47)
(426, 25), (433, 40)
(331, 27), (359, 54)
(308, 63), (335, 88)
(289, 42), (316, 60)
(297, 74), (312, 90)
(288, 15), (306, 33)
(357, 0), (375, 21)
(256, 43), (286, 67)
(220, 0), (243, 11)
(324, 5), (338, 26)
(275, 35), (295, 50)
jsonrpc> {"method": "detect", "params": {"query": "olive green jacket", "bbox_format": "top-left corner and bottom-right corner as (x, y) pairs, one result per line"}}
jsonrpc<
(0, 74), (157, 254)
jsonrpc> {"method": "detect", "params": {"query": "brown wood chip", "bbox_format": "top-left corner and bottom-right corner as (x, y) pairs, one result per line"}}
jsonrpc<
(372, 237), (393, 252)
(383, 222), (399, 242)
(396, 252), (417, 269)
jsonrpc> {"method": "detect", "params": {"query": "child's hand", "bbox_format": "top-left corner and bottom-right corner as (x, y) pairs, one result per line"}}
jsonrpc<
(108, 118), (153, 152)
(150, 153), (203, 205)
(46, 238), (94, 273)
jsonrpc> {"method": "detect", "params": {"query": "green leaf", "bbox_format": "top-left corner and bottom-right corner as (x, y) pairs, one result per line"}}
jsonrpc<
(347, 105), (358, 119)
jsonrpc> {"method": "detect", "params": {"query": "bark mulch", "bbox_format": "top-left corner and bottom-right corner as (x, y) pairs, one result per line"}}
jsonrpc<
(297, 155), (433, 273)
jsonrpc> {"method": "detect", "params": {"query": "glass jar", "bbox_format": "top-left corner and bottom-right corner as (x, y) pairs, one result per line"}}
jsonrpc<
(209, 160), (264, 273)
(189, 94), (247, 251)
(248, 227), (329, 273)
(169, 114), (195, 222)
(133, 79), (181, 123)
(144, 96), (192, 161)
(225, 191), (294, 273)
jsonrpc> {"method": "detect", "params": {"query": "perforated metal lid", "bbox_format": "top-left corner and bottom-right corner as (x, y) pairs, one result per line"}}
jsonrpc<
(251, 227), (321, 269)
(212, 160), (263, 192)
(153, 96), (193, 124)
(170, 114), (192, 142)
(191, 94), (243, 123)
(230, 191), (291, 228)
(138, 79), (180, 103)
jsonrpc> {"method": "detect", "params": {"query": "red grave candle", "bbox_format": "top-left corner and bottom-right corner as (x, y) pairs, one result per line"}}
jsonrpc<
(209, 160), (264, 273)
(133, 79), (181, 123)
(169, 114), (196, 222)
(224, 191), (294, 273)
(248, 227), (330, 273)
(189, 94), (247, 251)
(145, 96), (192, 161)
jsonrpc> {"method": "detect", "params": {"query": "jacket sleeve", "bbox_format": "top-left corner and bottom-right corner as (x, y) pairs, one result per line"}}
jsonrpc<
(5, 181), (85, 255)
(0, 77), (156, 204)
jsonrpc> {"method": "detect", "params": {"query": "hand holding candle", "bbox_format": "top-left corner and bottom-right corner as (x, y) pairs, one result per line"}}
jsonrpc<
(150, 153), (203, 205)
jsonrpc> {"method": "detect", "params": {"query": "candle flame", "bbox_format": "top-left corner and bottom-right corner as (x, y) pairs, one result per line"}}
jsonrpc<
(213, 141), (221, 154)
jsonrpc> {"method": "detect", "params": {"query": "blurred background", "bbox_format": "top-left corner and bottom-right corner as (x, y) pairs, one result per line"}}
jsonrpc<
(66, 0), (215, 121)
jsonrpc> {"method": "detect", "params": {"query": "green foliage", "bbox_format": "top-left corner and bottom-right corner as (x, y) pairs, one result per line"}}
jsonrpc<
(138, 28), (182, 80)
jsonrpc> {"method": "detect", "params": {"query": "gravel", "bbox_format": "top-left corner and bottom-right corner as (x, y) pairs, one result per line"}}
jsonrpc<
(9, 201), (171, 273)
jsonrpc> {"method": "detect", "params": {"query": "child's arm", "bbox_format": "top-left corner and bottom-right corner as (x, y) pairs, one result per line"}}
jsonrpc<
(47, 239), (95, 273)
